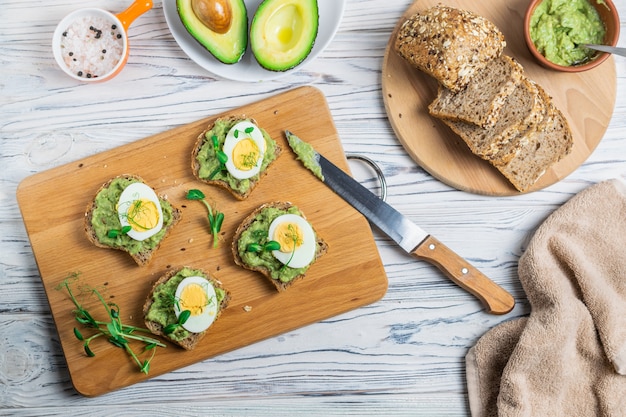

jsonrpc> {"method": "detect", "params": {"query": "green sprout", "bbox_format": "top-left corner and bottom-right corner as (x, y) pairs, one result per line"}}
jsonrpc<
(56, 273), (166, 374)
(186, 189), (224, 248)
(246, 240), (281, 253)
(107, 225), (132, 238)
(208, 135), (229, 179)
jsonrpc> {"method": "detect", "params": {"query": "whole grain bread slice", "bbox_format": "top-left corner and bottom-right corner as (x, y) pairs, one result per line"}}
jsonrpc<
(488, 83), (553, 165)
(394, 4), (506, 92)
(191, 115), (282, 200)
(232, 202), (328, 292)
(143, 266), (230, 350)
(84, 174), (182, 266)
(491, 101), (573, 192)
(441, 76), (546, 159)
(429, 55), (524, 128)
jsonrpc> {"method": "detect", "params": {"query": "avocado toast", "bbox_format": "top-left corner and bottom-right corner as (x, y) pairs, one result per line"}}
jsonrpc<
(84, 174), (182, 266)
(232, 202), (328, 291)
(191, 115), (282, 200)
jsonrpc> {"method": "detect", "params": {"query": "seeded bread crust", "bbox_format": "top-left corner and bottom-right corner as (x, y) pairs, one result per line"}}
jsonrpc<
(191, 115), (282, 200)
(394, 5), (506, 93)
(441, 76), (546, 159)
(142, 267), (230, 350)
(231, 202), (328, 292)
(428, 56), (524, 129)
(83, 174), (182, 267)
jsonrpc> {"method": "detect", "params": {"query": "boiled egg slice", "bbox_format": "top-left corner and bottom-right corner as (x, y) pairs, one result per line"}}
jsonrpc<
(174, 276), (219, 333)
(268, 214), (316, 268)
(116, 182), (163, 241)
(222, 121), (266, 180)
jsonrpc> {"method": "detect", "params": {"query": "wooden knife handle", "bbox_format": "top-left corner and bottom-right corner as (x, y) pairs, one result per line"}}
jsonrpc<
(411, 235), (515, 315)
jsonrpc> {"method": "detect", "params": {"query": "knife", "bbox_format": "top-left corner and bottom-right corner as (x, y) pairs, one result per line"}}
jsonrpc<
(285, 130), (515, 315)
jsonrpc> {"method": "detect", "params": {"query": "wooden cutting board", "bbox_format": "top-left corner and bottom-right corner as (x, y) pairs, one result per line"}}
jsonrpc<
(16, 86), (388, 397)
(382, 0), (617, 196)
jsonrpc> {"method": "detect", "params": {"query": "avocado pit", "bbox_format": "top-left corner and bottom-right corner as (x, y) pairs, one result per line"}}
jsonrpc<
(191, 0), (232, 34)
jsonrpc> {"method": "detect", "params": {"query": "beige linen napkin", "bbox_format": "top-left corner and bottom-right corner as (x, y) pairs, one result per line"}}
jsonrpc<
(466, 178), (626, 416)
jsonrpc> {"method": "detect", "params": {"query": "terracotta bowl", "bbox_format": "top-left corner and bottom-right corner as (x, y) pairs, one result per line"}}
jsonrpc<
(524, 0), (620, 72)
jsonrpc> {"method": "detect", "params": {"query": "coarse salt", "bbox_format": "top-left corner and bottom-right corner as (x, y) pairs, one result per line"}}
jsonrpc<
(60, 14), (124, 79)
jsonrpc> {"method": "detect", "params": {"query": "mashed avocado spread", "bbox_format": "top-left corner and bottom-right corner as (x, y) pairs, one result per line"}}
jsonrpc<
(144, 267), (226, 342)
(286, 132), (323, 181)
(91, 177), (175, 255)
(237, 206), (314, 283)
(196, 118), (278, 194)
(530, 0), (606, 66)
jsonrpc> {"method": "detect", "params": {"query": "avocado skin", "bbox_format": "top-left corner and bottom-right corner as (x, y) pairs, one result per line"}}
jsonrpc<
(250, 0), (319, 72)
(177, 0), (248, 64)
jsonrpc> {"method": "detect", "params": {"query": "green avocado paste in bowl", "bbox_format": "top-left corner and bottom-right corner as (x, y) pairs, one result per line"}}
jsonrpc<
(530, 0), (606, 66)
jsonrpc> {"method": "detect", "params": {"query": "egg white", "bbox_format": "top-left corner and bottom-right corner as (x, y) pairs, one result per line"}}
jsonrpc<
(174, 276), (219, 334)
(268, 214), (316, 268)
(222, 121), (266, 180)
(116, 182), (164, 241)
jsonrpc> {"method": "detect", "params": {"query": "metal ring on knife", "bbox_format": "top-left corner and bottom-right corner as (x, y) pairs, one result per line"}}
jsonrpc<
(346, 154), (387, 201)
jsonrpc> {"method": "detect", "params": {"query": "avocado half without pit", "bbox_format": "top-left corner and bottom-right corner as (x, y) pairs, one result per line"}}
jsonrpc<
(177, 0), (248, 64)
(250, 0), (319, 72)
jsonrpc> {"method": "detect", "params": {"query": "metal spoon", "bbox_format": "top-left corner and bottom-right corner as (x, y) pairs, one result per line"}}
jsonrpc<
(584, 44), (626, 58)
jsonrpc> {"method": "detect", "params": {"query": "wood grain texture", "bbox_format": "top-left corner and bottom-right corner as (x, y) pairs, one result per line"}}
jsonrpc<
(382, 0), (617, 196)
(2, 0), (626, 415)
(16, 87), (388, 397)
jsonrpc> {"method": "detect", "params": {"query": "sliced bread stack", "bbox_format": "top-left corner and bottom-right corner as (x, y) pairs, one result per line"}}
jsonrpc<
(395, 5), (573, 192)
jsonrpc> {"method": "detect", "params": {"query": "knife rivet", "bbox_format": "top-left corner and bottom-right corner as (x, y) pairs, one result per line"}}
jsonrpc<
(461, 268), (469, 275)
(429, 243), (436, 250)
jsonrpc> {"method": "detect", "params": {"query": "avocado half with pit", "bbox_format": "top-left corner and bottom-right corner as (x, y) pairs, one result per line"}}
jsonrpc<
(177, 0), (248, 64)
(250, 0), (319, 71)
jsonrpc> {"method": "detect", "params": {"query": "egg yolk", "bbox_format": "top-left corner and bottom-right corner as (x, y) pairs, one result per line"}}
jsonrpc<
(232, 138), (261, 171)
(126, 199), (160, 231)
(179, 283), (209, 316)
(273, 222), (304, 253)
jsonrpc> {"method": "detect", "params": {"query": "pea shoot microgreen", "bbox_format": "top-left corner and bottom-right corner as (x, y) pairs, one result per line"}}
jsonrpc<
(186, 189), (224, 248)
(244, 223), (299, 270)
(163, 309), (191, 335)
(233, 126), (255, 138)
(208, 135), (229, 179)
(56, 273), (166, 374)
(107, 225), (132, 238)
(246, 240), (281, 253)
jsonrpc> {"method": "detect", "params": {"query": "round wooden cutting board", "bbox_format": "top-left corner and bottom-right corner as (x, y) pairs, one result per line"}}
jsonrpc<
(382, 0), (617, 196)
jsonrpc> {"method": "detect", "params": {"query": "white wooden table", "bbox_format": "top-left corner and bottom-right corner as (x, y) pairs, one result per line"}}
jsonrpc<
(2, 0), (625, 415)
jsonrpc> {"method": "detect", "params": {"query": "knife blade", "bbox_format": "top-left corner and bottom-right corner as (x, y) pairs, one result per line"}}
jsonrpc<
(285, 130), (515, 315)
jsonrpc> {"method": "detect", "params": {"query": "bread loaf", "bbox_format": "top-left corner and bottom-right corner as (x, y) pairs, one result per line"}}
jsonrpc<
(394, 5), (506, 92)
(396, 5), (573, 192)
